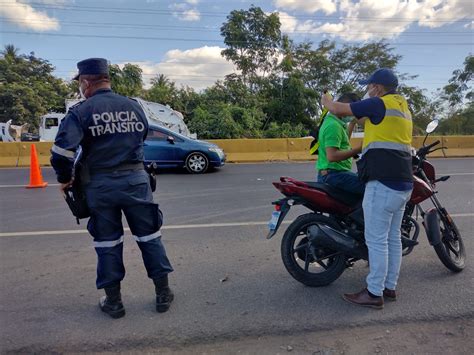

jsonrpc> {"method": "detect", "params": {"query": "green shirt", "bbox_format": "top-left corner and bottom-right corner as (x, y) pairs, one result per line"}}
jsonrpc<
(316, 113), (353, 171)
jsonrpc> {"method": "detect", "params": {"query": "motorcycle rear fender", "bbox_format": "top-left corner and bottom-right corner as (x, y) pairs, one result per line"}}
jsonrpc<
(424, 208), (442, 246)
(266, 198), (298, 239)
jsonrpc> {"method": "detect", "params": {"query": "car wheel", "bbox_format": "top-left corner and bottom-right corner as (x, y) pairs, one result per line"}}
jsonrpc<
(185, 152), (209, 174)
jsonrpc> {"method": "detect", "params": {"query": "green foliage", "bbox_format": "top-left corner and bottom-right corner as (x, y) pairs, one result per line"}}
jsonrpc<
(263, 122), (308, 138)
(109, 63), (143, 97)
(220, 5), (281, 84)
(0, 45), (69, 129)
(144, 74), (178, 105)
(440, 55), (473, 108)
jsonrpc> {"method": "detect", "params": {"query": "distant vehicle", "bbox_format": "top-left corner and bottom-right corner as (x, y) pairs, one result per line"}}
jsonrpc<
(144, 124), (225, 174)
(39, 113), (64, 142)
(35, 98), (196, 142)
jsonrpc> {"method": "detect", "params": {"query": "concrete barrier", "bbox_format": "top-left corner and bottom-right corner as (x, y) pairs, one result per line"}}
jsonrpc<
(17, 142), (53, 167)
(208, 138), (289, 162)
(0, 136), (473, 166)
(442, 136), (474, 157)
(0, 142), (20, 167)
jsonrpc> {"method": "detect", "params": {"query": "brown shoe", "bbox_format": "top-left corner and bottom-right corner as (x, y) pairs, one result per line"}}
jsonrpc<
(342, 289), (384, 309)
(383, 288), (396, 301)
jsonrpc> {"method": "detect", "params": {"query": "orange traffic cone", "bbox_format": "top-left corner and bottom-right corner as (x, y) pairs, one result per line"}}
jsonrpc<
(26, 144), (48, 188)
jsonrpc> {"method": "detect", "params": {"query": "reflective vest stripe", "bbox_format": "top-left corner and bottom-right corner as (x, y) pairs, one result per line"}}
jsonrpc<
(133, 231), (161, 243)
(385, 109), (412, 121)
(362, 141), (411, 155)
(52, 144), (75, 159)
(94, 235), (124, 248)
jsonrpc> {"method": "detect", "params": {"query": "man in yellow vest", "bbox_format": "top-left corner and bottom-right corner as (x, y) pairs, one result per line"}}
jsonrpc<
(321, 68), (413, 309)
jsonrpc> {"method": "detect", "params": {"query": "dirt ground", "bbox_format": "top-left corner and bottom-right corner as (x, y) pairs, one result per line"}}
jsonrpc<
(106, 317), (473, 355)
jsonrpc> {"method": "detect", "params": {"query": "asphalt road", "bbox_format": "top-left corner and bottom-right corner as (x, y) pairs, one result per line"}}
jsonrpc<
(1, 159), (473, 352)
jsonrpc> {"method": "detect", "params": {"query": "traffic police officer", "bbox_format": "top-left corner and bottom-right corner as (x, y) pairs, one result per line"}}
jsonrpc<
(51, 58), (174, 319)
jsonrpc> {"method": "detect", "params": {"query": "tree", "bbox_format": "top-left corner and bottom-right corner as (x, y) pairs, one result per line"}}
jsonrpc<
(0, 45), (68, 128)
(220, 6), (281, 86)
(144, 74), (178, 106)
(109, 63), (143, 97)
(440, 54), (473, 108)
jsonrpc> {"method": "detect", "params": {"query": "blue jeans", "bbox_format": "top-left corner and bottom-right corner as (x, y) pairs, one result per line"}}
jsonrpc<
(362, 181), (412, 296)
(317, 170), (365, 196)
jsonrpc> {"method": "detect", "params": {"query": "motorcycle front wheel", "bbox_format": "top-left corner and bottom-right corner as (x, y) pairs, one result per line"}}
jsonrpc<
(433, 214), (466, 272)
(281, 213), (346, 287)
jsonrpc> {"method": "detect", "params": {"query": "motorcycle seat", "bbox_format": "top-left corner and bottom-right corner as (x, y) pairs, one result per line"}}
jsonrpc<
(303, 182), (363, 206)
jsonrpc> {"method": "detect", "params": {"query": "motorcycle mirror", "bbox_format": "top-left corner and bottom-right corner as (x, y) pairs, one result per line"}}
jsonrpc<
(426, 120), (439, 134)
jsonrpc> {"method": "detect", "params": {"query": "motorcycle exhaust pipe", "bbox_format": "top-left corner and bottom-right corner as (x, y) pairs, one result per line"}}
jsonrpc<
(308, 225), (368, 260)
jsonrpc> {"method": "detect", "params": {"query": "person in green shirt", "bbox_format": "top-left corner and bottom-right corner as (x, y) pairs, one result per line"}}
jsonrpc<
(317, 93), (365, 195)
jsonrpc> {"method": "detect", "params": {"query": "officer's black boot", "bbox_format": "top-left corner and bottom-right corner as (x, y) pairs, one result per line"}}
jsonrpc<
(99, 284), (125, 319)
(153, 275), (174, 313)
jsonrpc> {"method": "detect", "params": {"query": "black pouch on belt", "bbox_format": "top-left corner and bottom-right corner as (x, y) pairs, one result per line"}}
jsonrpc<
(64, 181), (90, 223)
(64, 149), (90, 224)
(145, 162), (158, 192)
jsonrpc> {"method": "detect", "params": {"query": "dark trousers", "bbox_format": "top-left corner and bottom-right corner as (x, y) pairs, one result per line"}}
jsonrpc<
(317, 170), (365, 196)
(84, 170), (173, 289)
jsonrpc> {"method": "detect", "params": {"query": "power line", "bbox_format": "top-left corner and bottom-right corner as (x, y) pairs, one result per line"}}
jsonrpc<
(41, 58), (460, 68)
(2, 17), (473, 36)
(1, 2), (472, 23)
(2, 30), (473, 46)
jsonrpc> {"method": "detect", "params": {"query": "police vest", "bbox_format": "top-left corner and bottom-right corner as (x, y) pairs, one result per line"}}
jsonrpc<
(357, 94), (413, 182)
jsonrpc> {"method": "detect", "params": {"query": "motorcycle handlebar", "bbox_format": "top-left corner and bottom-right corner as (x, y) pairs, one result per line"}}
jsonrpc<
(417, 140), (441, 157)
(425, 140), (441, 151)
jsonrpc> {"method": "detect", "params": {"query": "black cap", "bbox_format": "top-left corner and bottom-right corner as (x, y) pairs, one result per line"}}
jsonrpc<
(73, 58), (109, 80)
(358, 68), (398, 88)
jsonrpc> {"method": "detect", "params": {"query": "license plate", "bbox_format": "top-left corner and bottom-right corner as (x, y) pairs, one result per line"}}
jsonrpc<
(268, 210), (281, 231)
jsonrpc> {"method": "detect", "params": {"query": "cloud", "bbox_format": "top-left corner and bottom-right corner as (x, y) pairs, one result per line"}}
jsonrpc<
(180, 9), (201, 21)
(122, 46), (236, 91)
(274, 0), (337, 15)
(170, 2), (201, 22)
(0, 0), (62, 31)
(464, 21), (474, 30)
(277, 0), (472, 41)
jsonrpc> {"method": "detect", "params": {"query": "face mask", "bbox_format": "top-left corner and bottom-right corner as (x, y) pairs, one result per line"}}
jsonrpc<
(365, 85), (379, 98)
(79, 80), (88, 99)
(79, 85), (86, 100)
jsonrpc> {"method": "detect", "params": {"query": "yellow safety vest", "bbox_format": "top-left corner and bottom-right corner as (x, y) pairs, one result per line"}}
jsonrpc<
(357, 94), (413, 182)
(363, 94), (412, 151)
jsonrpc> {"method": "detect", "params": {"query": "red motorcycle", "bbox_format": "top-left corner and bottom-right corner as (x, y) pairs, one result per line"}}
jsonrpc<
(267, 120), (466, 286)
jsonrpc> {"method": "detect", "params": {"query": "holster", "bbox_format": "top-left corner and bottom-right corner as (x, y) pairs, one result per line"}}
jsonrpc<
(64, 161), (90, 224)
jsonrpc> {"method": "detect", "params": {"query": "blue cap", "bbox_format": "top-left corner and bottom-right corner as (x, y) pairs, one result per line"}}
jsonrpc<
(73, 58), (109, 80)
(358, 68), (398, 88)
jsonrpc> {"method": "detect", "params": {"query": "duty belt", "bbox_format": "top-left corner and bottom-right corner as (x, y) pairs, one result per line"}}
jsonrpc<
(93, 162), (144, 174)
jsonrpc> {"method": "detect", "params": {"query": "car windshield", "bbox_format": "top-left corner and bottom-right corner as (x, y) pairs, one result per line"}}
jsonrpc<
(150, 126), (194, 140)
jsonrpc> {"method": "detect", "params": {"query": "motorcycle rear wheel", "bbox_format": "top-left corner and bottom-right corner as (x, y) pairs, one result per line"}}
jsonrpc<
(433, 215), (466, 272)
(281, 213), (346, 287)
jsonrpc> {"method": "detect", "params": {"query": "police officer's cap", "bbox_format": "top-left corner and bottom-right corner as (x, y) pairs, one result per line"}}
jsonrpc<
(73, 58), (109, 80)
(358, 68), (398, 88)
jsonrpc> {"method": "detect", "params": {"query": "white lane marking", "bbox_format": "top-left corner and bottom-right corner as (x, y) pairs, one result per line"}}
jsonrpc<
(0, 172), (472, 188)
(0, 213), (472, 238)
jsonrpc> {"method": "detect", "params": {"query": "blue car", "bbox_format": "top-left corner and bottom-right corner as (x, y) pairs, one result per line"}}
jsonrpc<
(144, 124), (226, 173)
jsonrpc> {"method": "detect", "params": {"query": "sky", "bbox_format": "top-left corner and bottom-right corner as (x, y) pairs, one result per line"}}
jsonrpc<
(0, 0), (473, 96)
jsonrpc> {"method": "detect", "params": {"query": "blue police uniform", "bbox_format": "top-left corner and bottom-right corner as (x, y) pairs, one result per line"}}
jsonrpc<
(51, 87), (173, 290)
